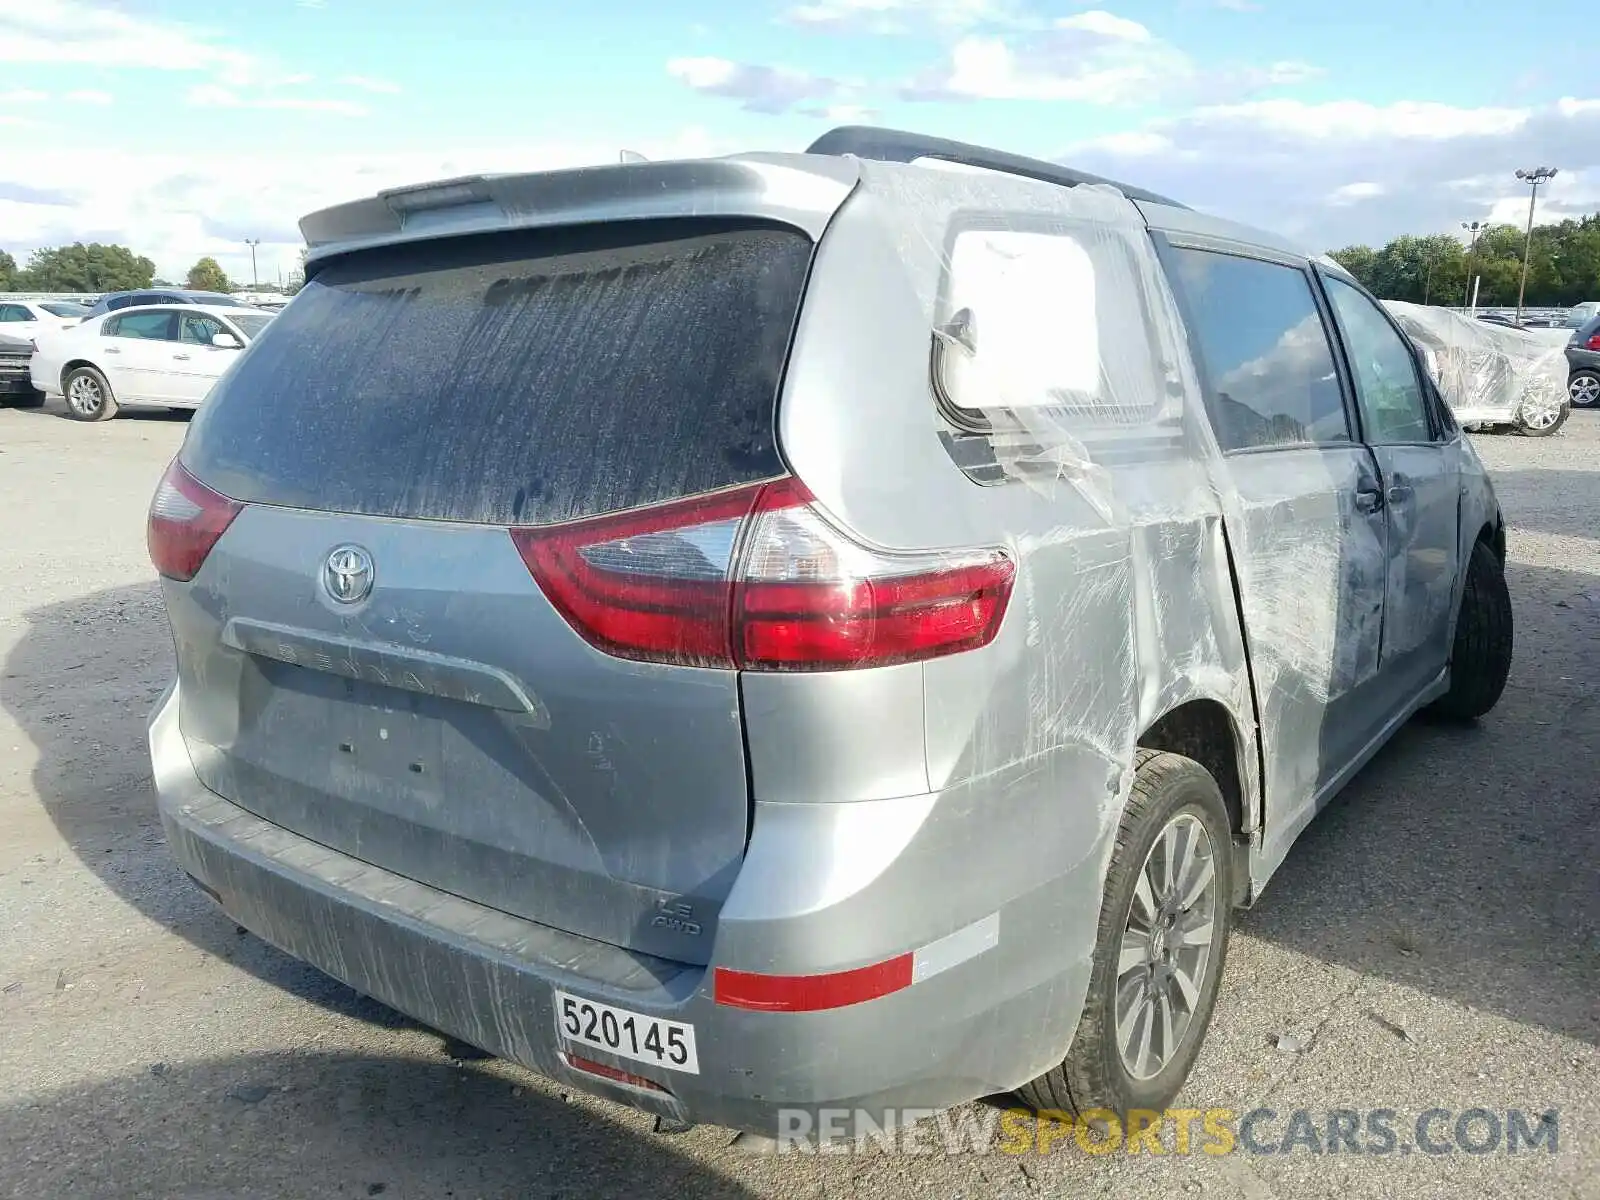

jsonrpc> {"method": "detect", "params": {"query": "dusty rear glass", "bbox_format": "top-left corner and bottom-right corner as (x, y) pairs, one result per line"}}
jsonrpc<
(181, 221), (812, 526)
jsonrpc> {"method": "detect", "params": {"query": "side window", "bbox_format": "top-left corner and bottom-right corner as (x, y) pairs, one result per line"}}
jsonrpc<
(179, 314), (224, 345)
(0, 305), (27, 322)
(1169, 248), (1349, 451)
(931, 225), (1173, 428)
(110, 311), (178, 341)
(1323, 277), (1432, 444)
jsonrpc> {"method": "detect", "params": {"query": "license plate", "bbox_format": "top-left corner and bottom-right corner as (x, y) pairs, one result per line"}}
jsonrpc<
(553, 990), (700, 1075)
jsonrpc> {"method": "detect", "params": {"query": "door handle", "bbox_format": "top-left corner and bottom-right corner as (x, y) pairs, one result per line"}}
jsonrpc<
(103, 347), (120, 354)
(1387, 484), (1414, 504)
(172, 353), (191, 361)
(1355, 487), (1385, 514)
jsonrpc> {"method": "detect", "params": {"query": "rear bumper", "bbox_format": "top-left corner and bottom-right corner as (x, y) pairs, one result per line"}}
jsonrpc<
(150, 683), (1102, 1134)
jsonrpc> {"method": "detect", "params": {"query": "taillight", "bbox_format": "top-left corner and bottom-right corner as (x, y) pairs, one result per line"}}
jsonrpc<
(512, 478), (1015, 671)
(148, 460), (243, 582)
(1586, 333), (1600, 351)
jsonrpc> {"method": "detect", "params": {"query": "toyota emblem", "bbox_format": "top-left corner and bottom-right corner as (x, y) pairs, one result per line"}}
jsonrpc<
(323, 545), (375, 604)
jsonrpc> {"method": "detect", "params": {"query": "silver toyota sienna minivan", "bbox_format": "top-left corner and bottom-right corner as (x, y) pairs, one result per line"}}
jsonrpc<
(148, 127), (1512, 1135)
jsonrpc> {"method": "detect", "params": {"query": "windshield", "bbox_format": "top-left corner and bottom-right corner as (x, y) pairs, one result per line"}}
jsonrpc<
(227, 313), (273, 340)
(40, 302), (90, 318)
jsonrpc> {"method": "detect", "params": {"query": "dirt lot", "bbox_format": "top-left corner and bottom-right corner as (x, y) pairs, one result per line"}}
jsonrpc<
(1, 401), (1595, 1200)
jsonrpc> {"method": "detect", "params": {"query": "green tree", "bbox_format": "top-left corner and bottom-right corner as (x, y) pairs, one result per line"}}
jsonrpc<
(18, 243), (156, 292)
(186, 256), (231, 292)
(1329, 244), (1377, 289)
(0, 250), (17, 291)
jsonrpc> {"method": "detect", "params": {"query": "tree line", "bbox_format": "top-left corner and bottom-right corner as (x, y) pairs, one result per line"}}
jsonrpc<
(1329, 214), (1600, 309)
(10, 218), (1600, 309)
(2, 244), (298, 295)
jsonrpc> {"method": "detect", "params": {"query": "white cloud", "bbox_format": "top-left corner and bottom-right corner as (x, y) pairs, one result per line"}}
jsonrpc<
(0, 113), (33, 127)
(782, 0), (1015, 33)
(0, 88), (48, 104)
(903, 12), (1190, 103)
(340, 75), (402, 95)
(65, 89), (113, 104)
(898, 10), (1316, 105)
(668, 57), (842, 113)
(0, 0), (256, 79)
(1061, 9), (1152, 40)
(187, 84), (369, 117)
(0, 129), (733, 283)
(798, 103), (880, 122)
(1065, 96), (1600, 248)
(1328, 181), (1385, 206)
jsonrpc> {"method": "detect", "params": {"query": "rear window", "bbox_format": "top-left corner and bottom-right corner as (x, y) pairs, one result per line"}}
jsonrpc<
(182, 222), (813, 526)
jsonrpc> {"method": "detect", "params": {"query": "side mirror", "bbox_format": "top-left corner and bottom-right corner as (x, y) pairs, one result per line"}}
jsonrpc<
(211, 332), (242, 349)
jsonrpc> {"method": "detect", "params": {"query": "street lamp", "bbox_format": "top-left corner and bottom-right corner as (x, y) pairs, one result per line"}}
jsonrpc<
(244, 238), (261, 289)
(1513, 167), (1557, 324)
(1461, 220), (1487, 312)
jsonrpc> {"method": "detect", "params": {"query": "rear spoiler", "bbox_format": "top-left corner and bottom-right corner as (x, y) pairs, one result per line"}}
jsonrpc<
(298, 154), (861, 269)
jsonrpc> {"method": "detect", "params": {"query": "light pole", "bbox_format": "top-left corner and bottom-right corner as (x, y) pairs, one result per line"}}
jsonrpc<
(1461, 220), (1486, 312)
(1513, 167), (1557, 324)
(244, 238), (261, 290)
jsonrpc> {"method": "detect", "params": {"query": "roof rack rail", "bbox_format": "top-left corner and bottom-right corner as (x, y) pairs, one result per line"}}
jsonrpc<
(804, 125), (1189, 210)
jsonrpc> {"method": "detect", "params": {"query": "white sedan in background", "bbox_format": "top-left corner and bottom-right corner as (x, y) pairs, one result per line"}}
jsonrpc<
(30, 304), (273, 421)
(0, 298), (92, 338)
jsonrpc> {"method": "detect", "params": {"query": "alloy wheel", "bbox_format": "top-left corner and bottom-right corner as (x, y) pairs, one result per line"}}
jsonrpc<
(1114, 812), (1219, 1082)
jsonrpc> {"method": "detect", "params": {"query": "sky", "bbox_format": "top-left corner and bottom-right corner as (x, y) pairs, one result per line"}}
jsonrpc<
(0, 0), (1595, 285)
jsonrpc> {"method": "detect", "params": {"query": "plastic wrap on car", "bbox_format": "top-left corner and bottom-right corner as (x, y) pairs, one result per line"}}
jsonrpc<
(1385, 300), (1568, 428)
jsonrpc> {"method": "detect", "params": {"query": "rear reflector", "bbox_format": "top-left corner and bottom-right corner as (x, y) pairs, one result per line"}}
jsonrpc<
(148, 460), (243, 582)
(511, 477), (1014, 671)
(560, 1052), (671, 1094)
(713, 955), (914, 1012)
(712, 913), (1000, 1012)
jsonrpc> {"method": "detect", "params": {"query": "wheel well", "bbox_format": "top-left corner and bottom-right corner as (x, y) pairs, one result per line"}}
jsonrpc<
(1478, 520), (1505, 565)
(1138, 700), (1246, 836)
(61, 360), (96, 389)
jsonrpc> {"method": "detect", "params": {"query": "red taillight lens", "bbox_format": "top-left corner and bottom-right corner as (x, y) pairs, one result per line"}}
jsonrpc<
(1585, 333), (1600, 351)
(733, 478), (1014, 670)
(148, 460), (243, 582)
(510, 486), (763, 668)
(512, 478), (1015, 671)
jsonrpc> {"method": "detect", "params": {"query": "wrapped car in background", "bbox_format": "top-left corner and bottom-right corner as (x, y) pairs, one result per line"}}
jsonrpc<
(1385, 301), (1570, 437)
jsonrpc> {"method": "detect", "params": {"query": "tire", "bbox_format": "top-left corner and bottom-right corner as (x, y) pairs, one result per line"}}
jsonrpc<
(1569, 369), (1600, 408)
(1515, 397), (1568, 436)
(0, 388), (45, 409)
(1017, 750), (1233, 1121)
(62, 366), (118, 422)
(1428, 540), (1513, 721)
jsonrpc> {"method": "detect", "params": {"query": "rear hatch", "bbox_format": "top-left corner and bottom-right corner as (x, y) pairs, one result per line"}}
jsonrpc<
(160, 219), (814, 963)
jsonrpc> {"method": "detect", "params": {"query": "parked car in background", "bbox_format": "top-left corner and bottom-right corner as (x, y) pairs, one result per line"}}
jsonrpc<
(1387, 301), (1570, 435)
(30, 304), (272, 420)
(79, 289), (260, 319)
(1565, 311), (1600, 407)
(0, 329), (44, 408)
(146, 127), (1513, 1137)
(1563, 300), (1600, 329)
(0, 298), (92, 337)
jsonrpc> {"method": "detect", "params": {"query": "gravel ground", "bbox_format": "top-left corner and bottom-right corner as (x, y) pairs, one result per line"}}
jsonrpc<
(1, 400), (1595, 1200)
